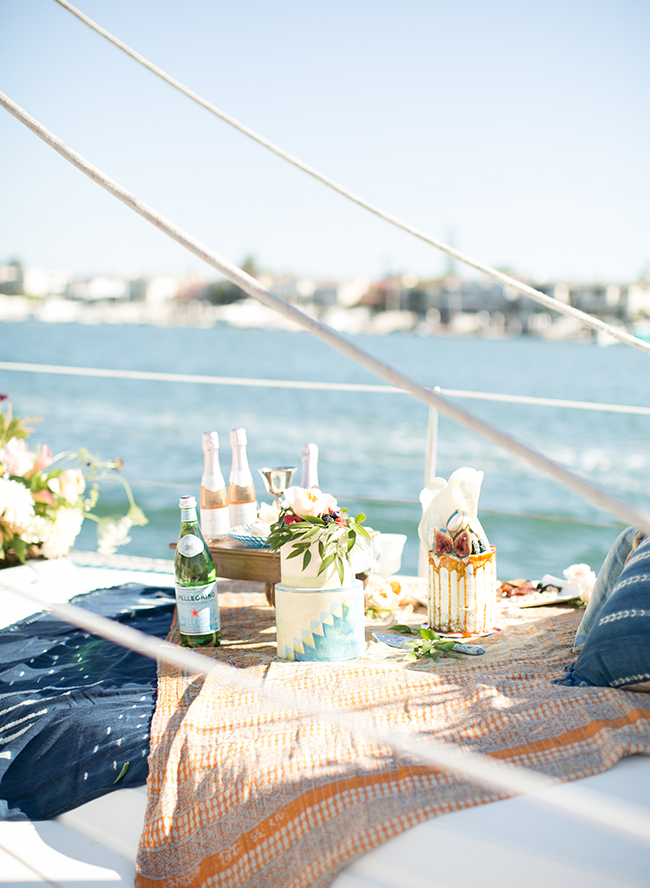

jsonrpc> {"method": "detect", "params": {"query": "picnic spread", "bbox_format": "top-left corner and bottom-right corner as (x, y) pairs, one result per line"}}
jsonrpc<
(135, 581), (650, 888)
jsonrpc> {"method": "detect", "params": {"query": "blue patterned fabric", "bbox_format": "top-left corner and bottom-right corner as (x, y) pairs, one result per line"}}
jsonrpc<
(557, 534), (650, 689)
(0, 583), (175, 820)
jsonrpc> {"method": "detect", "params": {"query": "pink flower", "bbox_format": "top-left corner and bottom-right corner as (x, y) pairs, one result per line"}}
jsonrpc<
(0, 438), (34, 477)
(33, 489), (57, 507)
(25, 445), (53, 478)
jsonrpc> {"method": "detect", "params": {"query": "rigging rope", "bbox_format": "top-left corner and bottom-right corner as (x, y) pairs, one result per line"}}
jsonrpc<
(3, 360), (650, 415)
(2, 90), (650, 538)
(2, 577), (650, 848)
(51, 0), (650, 356)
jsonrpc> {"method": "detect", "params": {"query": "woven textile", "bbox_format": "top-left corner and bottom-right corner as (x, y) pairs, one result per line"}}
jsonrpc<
(136, 584), (650, 888)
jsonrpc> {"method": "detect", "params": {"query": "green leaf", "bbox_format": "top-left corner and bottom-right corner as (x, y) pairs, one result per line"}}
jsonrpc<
(11, 536), (27, 563)
(337, 557), (345, 585)
(302, 548), (312, 570)
(419, 628), (438, 641)
(391, 625), (413, 634)
(404, 652), (418, 663)
(317, 552), (336, 575)
(113, 762), (130, 784)
(286, 547), (305, 560)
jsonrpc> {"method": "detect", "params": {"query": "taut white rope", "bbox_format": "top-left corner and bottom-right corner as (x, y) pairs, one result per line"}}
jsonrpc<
(3, 360), (650, 416)
(3, 577), (650, 848)
(3, 89), (650, 536)
(51, 0), (650, 356)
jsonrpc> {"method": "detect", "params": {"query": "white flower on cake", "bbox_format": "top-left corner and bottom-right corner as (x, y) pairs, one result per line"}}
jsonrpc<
(283, 486), (337, 519)
(563, 563), (596, 603)
(257, 501), (280, 525)
(267, 485), (370, 587)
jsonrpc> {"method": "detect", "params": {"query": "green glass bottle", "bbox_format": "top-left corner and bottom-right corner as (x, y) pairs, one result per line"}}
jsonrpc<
(174, 495), (221, 647)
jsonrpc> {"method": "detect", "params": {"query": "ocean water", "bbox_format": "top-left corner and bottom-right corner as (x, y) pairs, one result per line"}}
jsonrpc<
(2, 318), (650, 581)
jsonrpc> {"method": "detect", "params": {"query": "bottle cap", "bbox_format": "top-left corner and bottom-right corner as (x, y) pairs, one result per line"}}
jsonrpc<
(179, 495), (197, 509)
(302, 442), (318, 459)
(230, 427), (247, 446)
(202, 431), (220, 451)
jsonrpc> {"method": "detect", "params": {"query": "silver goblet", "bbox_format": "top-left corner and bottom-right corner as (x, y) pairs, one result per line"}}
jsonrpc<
(258, 467), (297, 506)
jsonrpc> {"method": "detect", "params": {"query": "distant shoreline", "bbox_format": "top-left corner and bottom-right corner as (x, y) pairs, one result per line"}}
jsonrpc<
(0, 293), (639, 345)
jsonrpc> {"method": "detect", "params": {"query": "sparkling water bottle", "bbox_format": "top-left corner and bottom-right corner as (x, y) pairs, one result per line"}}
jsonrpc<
(300, 442), (319, 488)
(200, 431), (229, 541)
(228, 428), (257, 526)
(174, 495), (221, 647)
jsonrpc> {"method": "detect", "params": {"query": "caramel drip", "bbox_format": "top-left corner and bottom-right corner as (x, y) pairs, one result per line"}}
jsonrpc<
(428, 547), (496, 633)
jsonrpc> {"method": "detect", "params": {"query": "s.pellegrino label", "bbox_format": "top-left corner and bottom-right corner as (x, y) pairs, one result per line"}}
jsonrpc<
(177, 533), (204, 557)
(175, 581), (220, 637)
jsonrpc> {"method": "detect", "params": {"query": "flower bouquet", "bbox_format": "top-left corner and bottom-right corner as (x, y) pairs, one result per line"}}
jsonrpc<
(0, 398), (147, 567)
(266, 486), (371, 585)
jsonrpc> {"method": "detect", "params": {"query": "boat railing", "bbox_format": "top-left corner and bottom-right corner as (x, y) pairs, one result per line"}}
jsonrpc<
(0, 357), (642, 543)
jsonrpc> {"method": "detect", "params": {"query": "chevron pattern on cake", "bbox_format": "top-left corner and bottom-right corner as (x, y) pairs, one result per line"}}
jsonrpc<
(275, 581), (365, 662)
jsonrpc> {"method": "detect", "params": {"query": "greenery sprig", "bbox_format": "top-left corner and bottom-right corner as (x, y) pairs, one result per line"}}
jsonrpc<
(391, 626), (460, 663)
(267, 493), (371, 585)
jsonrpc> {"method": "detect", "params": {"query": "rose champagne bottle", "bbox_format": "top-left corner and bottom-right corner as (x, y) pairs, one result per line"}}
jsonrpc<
(200, 431), (229, 541)
(174, 495), (221, 647)
(228, 427), (257, 526)
(301, 442), (319, 488)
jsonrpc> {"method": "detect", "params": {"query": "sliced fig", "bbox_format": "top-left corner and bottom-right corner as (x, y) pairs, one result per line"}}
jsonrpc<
(434, 528), (454, 555)
(453, 529), (471, 558)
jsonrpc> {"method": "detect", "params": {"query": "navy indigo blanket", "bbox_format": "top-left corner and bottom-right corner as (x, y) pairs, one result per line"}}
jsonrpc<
(0, 583), (175, 820)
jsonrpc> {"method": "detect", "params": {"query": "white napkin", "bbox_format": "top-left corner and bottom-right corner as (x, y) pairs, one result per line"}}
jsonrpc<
(418, 467), (489, 550)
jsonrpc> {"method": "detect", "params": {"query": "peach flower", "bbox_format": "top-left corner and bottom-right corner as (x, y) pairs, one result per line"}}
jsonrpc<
(59, 469), (86, 505)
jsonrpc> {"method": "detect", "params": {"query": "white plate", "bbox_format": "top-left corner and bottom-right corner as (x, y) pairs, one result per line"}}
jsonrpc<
(229, 525), (269, 548)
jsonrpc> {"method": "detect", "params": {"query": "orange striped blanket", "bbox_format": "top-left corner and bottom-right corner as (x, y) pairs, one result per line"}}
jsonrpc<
(136, 584), (650, 888)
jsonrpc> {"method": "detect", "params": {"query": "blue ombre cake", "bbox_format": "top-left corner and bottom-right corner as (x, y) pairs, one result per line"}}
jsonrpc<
(275, 579), (365, 662)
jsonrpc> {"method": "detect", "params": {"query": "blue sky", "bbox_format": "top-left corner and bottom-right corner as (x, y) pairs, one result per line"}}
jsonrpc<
(1, 0), (648, 283)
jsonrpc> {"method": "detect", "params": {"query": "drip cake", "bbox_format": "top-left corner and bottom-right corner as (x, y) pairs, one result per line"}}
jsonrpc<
(268, 486), (370, 662)
(419, 468), (497, 635)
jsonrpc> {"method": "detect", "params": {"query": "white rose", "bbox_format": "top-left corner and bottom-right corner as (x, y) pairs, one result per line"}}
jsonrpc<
(563, 563), (597, 603)
(283, 486), (336, 519)
(59, 469), (86, 505)
(40, 507), (84, 559)
(258, 501), (280, 524)
(97, 516), (133, 556)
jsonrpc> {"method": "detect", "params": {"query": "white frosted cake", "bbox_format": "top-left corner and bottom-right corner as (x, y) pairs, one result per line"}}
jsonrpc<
(280, 542), (352, 590)
(428, 546), (496, 634)
(269, 486), (370, 661)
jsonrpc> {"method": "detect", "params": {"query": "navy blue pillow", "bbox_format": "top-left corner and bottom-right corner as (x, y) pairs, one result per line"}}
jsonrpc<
(0, 583), (175, 820)
(557, 535), (650, 689)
